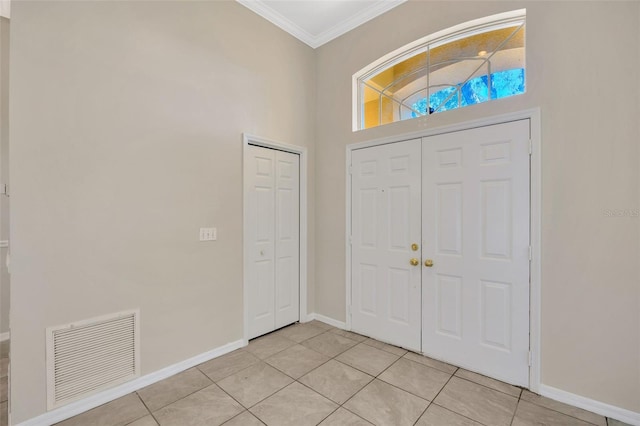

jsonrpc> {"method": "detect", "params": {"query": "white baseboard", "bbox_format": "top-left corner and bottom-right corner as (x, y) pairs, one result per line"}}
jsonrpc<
(305, 313), (347, 330)
(0, 332), (9, 342)
(15, 339), (245, 426)
(539, 384), (640, 426)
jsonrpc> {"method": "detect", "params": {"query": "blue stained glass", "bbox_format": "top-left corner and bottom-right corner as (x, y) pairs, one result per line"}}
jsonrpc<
(411, 68), (525, 118)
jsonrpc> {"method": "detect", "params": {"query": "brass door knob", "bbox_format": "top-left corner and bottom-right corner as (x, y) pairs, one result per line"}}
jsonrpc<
(411, 243), (419, 251)
(424, 259), (434, 267)
(410, 258), (419, 266)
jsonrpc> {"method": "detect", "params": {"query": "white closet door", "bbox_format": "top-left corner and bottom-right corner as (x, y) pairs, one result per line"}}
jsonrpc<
(422, 120), (530, 386)
(351, 139), (422, 351)
(247, 145), (276, 339)
(247, 145), (300, 339)
(274, 151), (300, 329)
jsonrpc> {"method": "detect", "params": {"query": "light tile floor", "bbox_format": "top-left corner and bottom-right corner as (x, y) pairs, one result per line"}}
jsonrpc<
(5, 322), (619, 426)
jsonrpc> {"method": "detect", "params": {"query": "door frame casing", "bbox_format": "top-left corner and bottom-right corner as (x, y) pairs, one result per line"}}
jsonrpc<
(243, 134), (308, 345)
(345, 108), (542, 392)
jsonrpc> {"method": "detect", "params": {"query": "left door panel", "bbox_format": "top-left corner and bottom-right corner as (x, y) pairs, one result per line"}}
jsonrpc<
(246, 145), (300, 339)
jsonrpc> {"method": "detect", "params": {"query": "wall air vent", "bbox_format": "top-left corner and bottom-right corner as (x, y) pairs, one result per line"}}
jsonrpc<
(46, 310), (140, 409)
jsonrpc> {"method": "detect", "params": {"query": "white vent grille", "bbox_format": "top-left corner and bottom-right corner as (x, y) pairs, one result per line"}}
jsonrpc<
(46, 310), (140, 409)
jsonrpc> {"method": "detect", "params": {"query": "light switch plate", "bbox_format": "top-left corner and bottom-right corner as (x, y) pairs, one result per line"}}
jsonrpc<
(199, 227), (217, 241)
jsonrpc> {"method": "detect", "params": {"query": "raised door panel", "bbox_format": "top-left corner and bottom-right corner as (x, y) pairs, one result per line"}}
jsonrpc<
(351, 139), (422, 351)
(274, 151), (300, 328)
(247, 146), (276, 339)
(422, 120), (530, 386)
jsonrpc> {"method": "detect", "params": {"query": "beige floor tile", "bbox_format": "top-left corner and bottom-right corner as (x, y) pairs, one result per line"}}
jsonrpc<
(137, 368), (212, 411)
(415, 404), (482, 426)
(344, 379), (429, 426)
(153, 384), (243, 426)
(0, 377), (5, 403)
(434, 377), (518, 426)
(265, 344), (329, 379)
(335, 343), (399, 376)
(362, 338), (408, 356)
(0, 401), (6, 426)
(607, 419), (633, 426)
(378, 357), (451, 401)
(304, 320), (335, 331)
(403, 352), (458, 374)
(217, 362), (293, 408)
(319, 408), (373, 425)
(56, 393), (149, 426)
(250, 382), (337, 426)
(455, 369), (522, 397)
(521, 390), (607, 426)
(198, 349), (260, 382)
(127, 415), (158, 426)
(0, 358), (7, 379)
(330, 329), (368, 342)
(299, 359), (373, 404)
(245, 334), (296, 360)
(276, 323), (327, 343)
(301, 332), (359, 358)
(513, 400), (594, 426)
(222, 410), (264, 425)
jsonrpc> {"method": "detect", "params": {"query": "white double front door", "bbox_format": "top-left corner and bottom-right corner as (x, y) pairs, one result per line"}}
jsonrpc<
(246, 145), (300, 340)
(351, 120), (530, 386)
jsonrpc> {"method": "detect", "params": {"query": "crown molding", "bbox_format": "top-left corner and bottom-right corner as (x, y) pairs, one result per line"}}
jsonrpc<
(236, 0), (406, 49)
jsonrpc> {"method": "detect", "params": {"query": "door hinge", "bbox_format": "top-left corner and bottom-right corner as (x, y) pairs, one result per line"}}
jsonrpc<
(348, 165), (353, 175)
(1, 183), (8, 196)
(528, 140), (533, 155)
(347, 305), (352, 317)
(349, 235), (353, 245)
(528, 351), (533, 366)
(528, 246), (532, 261)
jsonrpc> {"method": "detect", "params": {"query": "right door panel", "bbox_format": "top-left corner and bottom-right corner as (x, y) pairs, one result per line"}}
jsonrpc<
(422, 120), (530, 386)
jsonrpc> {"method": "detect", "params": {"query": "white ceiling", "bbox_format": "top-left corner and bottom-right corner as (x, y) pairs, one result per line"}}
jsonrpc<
(236, 0), (407, 49)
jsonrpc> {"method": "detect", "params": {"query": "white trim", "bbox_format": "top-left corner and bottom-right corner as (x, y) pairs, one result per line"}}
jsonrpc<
(539, 384), (640, 426)
(0, 0), (10, 19)
(15, 339), (245, 426)
(242, 134), (309, 345)
(236, 0), (405, 49)
(345, 108), (542, 391)
(528, 108), (542, 393)
(351, 8), (526, 131)
(305, 313), (347, 330)
(0, 331), (9, 342)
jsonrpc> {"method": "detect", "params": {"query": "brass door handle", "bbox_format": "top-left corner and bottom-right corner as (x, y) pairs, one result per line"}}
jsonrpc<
(411, 243), (419, 251)
(424, 259), (434, 267)
(410, 258), (419, 266)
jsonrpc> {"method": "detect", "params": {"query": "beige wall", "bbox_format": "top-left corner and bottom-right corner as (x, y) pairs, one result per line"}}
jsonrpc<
(9, 1), (315, 423)
(7, 0), (640, 423)
(0, 17), (8, 336)
(315, 0), (640, 413)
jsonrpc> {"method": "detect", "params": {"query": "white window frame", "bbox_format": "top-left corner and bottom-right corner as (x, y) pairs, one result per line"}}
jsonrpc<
(352, 9), (526, 131)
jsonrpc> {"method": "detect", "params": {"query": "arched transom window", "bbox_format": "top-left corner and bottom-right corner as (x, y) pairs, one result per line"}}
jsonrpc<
(353, 10), (526, 130)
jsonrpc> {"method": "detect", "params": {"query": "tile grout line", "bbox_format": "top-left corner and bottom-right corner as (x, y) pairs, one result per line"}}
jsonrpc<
(220, 409), (266, 426)
(138, 369), (215, 412)
(453, 374), (524, 399)
(128, 391), (156, 426)
(508, 389), (523, 426)
(411, 366), (460, 426)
